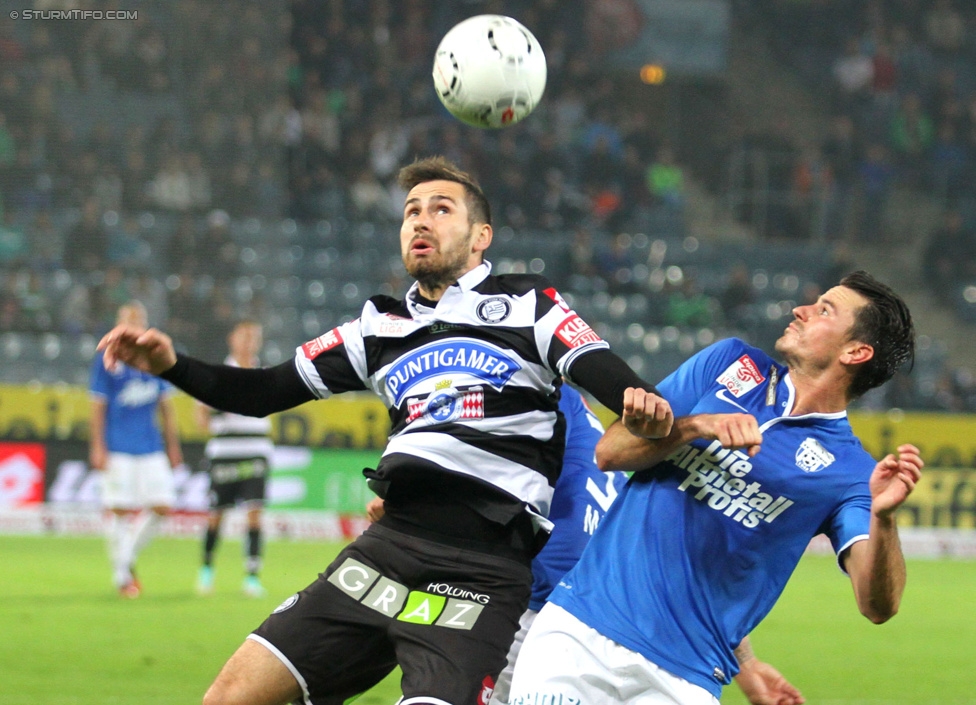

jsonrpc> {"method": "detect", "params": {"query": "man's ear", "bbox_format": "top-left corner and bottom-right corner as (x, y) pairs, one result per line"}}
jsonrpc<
(473, 223), (492, 254)
(842, 341), (874, 367)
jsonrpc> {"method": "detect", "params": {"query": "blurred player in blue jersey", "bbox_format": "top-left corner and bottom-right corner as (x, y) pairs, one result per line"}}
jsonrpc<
(89, 301), (183, 597)
(510, 271), (922, 704)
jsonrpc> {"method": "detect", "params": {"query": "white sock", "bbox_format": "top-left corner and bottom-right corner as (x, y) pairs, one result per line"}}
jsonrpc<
(107, 513), (134, 587)
(127, 511), (164, 563)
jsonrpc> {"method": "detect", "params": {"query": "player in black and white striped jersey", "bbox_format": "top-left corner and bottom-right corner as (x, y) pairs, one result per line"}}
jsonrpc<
(195, 319), (274, 598)
(97, 156), (674, 705)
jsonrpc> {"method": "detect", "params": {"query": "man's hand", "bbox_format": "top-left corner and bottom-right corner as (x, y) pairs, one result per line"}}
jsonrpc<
(366, 497), (385, 523)
(870, 444), (923, 518)
(734, 658), (805, 705)
(97, 325), (178, 376)
(621, 387), (673, 439)
(693, 413), (763, 457)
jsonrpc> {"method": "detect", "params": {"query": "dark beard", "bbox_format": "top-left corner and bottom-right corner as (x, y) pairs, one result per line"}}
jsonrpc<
(405, 232), (473, 293)
(409, 258), (468, 293)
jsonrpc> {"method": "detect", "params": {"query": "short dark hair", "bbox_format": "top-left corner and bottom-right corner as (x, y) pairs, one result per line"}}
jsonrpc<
(840, 270), (915, 398)
(397, 156), (491, 226)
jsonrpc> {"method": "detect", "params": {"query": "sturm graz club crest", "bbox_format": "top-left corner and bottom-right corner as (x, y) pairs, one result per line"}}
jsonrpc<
(476, 297), (511, 323)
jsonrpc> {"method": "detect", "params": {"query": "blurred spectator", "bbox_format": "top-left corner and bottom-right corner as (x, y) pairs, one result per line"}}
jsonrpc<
(0, 210), (27, 264)
(201, 209), (239, 282)
(924, 0), (966, 58)
(856, 143), (894, 243)
(665, 276), (714, 328)
(92, 164), (124, 213)
(569, 227), (596, 277)
(596, 233), (637, 293)
(719, 262), (755, 327)
(889, 93), (934, 185)
(108, 215), (149, 268)
(28, 210), (62, 270)
(0, 112), (15, 167)
(821, 114), (861, 240)
(923, 208), (975, 304)
(832, 38), (873, 114)
(64, 198), (108, 273)
(645, 146), (684, 210)
(184, 152), (213, 212)
(349, 169), (396, 221)
(148, 154), (194, 212)
(790, 143), (831, 240)
(928, 121), (968, 198)
(60, 280), (93, 335)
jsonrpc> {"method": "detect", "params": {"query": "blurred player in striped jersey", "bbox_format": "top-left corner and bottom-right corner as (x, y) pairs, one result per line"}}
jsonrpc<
(195, 319), (274, 598)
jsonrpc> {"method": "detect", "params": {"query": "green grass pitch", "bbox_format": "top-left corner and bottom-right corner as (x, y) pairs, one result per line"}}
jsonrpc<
(0, 534), (973, 704)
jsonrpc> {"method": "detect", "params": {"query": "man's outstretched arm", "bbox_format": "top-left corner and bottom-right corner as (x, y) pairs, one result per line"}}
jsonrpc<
(596, 387), (763, 472)
(844, 444), (923, 624)
(98, 325), (314, 417)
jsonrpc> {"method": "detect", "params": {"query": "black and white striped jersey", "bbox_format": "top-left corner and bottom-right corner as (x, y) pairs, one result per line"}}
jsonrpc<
(204, 356), (275, 462)
(292, 262), (609, 527)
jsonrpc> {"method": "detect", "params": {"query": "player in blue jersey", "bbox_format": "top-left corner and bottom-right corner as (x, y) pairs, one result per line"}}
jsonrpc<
(89, 301), (183, 598)
(489, 386), (802, 705)
(510, 270), (922, 704)
(368, 383), (800, 705)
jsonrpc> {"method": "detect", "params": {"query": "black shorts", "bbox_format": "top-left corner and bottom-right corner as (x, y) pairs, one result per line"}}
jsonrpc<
(207, 457), (268, 510)
(251, 523), (532, 705)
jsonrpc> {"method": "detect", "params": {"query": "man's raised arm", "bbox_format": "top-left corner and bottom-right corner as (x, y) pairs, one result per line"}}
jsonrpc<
(596, 387), (763, 472)
(844, 444), (922, 624)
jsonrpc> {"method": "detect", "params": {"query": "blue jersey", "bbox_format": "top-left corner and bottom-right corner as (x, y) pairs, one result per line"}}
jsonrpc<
(89, 351), (174, 455)
(549, 338), (875, 698)
(530, 386), (628, 610)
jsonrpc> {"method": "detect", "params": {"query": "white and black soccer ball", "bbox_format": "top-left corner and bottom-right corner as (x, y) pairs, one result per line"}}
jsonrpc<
(432, 15), (547, 129)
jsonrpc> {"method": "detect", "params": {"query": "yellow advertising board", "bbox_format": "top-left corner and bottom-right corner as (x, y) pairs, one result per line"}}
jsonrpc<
(4, 385), (976, 460)
(1, 385), (974, 527)
(0, 384), (391, 447)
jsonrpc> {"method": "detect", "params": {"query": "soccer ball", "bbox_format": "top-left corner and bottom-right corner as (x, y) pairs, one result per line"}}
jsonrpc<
(433, 15), (547, 129)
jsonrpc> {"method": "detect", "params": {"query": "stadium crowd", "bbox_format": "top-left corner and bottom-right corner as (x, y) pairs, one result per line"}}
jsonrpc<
(0, 0), (974, 412)
(738, 0), (976, 304)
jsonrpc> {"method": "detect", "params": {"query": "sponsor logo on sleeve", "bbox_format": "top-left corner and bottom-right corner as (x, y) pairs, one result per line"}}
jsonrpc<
(716, 355), (766, 397)
(795, 438), (835, 473)
(377, 316), (409, 337)
(554, 315), (603, 349)
(301, 328), (343, 359)
(543, 287), (572, 313)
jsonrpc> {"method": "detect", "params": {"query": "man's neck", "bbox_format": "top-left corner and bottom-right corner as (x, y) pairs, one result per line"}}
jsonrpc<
(787, 366), (850, 416)
(415, 284), (447, 302)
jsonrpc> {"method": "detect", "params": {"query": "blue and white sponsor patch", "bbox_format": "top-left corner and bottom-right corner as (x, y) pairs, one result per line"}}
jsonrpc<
(385, 340), (521, 405)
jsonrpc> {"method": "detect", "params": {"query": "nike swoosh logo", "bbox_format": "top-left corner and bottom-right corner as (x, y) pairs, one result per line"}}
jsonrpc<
(715, 388), (749, 412)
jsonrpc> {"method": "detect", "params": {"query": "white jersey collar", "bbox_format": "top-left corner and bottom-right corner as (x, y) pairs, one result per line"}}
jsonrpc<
(781, 372), (849, 420)
(404, 261), (493, 316)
